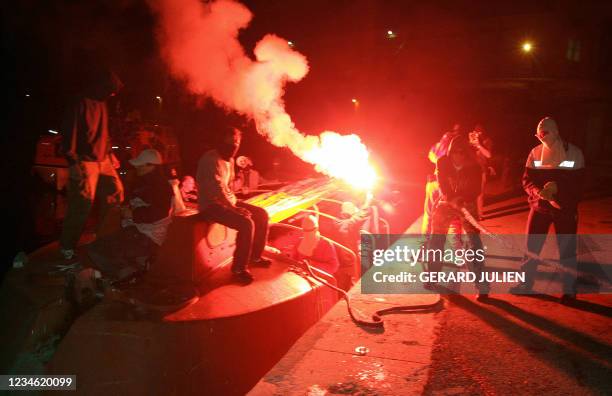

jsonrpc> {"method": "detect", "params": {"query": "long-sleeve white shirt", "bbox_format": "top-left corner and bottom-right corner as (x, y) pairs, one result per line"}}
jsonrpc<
(196, 149), (237, 209)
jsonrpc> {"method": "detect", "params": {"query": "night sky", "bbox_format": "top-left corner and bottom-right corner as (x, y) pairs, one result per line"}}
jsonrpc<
(3, 0), (612, 193)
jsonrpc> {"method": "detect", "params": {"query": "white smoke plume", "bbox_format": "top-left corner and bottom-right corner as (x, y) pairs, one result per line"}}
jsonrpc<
(148, 0), (375, 188)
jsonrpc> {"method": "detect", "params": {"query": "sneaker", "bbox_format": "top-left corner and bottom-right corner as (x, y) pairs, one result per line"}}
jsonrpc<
(12, 251), (28, 268)
(251, 257), (272, 268)
(231, 269), (254, 285)
(60, 248), (76, 260)
(509, 282), (533, 295)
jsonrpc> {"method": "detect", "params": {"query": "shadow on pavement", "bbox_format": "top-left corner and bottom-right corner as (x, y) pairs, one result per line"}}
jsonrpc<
(522, 293), (612, 318)
(483, 206), (530, 220)
(444, 293), (612, 393)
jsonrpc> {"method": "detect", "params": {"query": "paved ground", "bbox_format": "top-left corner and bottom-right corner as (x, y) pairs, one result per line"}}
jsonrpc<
(251, 195), (612, 395)
(249, 279), (441, 396)
(423, 196), (612, 396)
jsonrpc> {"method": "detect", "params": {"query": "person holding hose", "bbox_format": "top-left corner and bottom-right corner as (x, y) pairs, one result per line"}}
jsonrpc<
(427, 135), (490, 300)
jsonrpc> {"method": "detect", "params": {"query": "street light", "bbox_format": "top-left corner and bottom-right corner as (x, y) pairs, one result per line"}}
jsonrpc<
(522, 41), (533, 53)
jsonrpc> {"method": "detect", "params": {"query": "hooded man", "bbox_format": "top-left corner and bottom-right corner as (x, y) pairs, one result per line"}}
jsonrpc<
(428, 135), (490, 299)
(511, 117), (585, 303)
(59, 68), (125, 260)
(270, 215), (340, 277)
(297, 215), (339, 275)
(196, 127), (271, 284)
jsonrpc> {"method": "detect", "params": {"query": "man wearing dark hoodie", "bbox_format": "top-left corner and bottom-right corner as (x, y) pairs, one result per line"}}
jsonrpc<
(511, 117), (585, 303)
(59, 68), (124, 260)
(427, 135), (490, 299)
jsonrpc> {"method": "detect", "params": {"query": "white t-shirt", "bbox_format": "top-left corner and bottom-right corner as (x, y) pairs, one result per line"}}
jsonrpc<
(525, 143), (585, 170)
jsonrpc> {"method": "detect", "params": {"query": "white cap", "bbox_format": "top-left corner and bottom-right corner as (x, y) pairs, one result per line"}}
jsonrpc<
(129, 149), (163, 167)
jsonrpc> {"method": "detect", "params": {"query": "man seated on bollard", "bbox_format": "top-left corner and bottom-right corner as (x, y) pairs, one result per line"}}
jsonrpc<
(196, 127), (271, 285)
(427, 135), (490, 300)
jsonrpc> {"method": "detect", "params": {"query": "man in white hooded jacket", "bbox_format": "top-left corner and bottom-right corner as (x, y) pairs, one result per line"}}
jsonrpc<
(511, 117), (585, 303)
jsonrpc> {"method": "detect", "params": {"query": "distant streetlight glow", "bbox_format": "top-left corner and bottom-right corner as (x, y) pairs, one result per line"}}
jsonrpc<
(522, 41), (533, 53)
(351, 98), (358, 104)
(48, 129), (58, 134)
(287, 41), (295, 48)
(386, 30), (396, 39)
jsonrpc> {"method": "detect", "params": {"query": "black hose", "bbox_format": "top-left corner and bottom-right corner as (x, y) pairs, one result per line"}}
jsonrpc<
(301, 259), (442, 328)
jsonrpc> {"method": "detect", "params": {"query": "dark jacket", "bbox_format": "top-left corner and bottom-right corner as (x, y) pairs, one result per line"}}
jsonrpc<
(129, 168), (173, 224)
(61, 96), (110, 163)
(436, 136), (482, 204)
(436, 156), (482, 204)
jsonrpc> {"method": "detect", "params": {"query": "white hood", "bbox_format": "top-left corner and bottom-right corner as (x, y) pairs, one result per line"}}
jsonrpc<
(298, 215), (320, 257)
(537, 117), (566, 168)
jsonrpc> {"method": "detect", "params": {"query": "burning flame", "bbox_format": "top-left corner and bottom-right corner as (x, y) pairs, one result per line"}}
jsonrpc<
(149, 0), (377, 189)
(303, 132), (377, 190)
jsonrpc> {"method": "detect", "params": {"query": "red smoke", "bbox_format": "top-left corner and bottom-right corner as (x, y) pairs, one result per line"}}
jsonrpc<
(149, 0), (376, 189)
